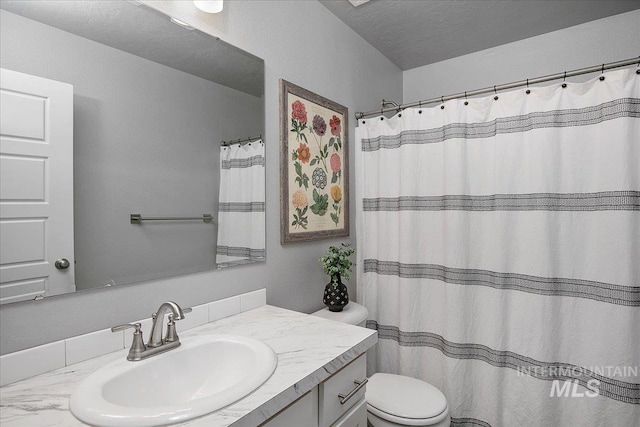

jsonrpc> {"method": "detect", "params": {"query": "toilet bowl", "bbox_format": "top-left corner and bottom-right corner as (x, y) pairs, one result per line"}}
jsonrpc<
(312, 303), (451, 427)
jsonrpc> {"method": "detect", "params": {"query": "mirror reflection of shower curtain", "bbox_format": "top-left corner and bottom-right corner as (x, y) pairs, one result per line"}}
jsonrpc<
(216, 141), (265, 268)
(356, 69), (639, 427)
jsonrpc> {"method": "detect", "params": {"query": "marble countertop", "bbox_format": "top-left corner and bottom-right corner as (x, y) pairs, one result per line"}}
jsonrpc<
(0, 305), (377, 427)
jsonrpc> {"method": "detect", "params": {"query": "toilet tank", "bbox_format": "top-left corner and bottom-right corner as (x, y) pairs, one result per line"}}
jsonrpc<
(311, 302), (369, 327)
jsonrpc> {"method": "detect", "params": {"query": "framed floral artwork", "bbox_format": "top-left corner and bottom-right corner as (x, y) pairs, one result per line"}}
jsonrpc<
(279, 80), (349, 243)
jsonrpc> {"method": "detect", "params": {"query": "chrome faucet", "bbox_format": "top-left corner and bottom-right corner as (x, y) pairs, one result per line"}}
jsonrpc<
(112, 301), (191, 361)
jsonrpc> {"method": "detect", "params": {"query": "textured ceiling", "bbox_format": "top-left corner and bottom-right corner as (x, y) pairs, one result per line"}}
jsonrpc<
(319, 0), (640, 71)
(0, 1), (264, 97)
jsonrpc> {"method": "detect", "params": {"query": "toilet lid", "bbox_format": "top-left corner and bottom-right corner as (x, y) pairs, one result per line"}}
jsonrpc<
(366, 373), (448, 421)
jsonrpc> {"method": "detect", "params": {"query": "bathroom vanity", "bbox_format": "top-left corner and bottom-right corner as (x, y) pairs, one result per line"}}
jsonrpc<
(0, 305), (377, 426)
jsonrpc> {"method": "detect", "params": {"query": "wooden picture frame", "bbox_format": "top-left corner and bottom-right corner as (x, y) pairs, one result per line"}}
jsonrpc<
(279, 80), (349, 243)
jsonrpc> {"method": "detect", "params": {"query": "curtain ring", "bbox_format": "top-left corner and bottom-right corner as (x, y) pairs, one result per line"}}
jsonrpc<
(599, 63), (606, 81)
(493, 85), (498, 101)
(526, 79), (531, 95)
(440, 96), (445, 109)
(464, 91), (468, 106)
(562, 71), (567, 88)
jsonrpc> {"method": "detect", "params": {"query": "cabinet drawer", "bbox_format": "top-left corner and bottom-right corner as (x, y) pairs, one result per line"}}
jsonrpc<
(319, 354), (367, 427)
(333, 398), (367, 427)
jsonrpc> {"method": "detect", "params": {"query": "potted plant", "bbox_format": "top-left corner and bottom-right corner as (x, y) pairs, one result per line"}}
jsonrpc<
(319, 243), (355, 312)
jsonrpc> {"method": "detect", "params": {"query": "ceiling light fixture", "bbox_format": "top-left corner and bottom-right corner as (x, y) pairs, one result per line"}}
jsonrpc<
(194, 0), (223, 13)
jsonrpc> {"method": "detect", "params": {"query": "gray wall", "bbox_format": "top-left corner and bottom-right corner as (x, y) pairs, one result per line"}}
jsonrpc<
(0, 10), (263, 290)
(403, 10), (640, 102)
(0, 0), (403, 354)
(2, 4), (637, 356)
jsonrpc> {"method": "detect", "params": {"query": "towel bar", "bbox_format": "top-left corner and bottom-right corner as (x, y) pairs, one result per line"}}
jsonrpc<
(130, 214), (213, 224)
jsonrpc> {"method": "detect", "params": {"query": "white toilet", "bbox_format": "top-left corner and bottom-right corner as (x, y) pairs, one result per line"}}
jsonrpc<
(313, 303), (451, 427)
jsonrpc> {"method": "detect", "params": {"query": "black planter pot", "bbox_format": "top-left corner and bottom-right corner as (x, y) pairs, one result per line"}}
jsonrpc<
(323, 275), (349, 312)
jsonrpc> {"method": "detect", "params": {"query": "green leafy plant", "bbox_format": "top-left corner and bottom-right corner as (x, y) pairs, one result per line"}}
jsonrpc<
(319, 243), (355, 283)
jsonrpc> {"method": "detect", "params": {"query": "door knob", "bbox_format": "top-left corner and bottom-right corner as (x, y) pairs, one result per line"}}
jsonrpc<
(55, 258), (70, 270)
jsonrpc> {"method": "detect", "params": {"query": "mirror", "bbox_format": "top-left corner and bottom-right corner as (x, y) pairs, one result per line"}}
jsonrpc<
(0, 1), (265, 304)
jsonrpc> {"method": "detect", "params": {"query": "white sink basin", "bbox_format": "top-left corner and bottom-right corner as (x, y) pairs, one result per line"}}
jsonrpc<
(70, 334), (277, 427)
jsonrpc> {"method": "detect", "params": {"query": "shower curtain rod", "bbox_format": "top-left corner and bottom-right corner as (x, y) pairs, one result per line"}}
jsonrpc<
(221, 134), (262, 146)
(355, 56), (640, 119)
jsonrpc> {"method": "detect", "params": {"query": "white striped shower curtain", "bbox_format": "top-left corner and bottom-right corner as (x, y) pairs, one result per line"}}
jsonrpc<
(356, 69), (639, 427)
(216, 141), (265, 268)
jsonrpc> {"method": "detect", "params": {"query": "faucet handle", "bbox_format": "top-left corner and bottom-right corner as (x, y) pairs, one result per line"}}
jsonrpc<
(112, 323), (147, 361)
(165, 314), (179, 343)
(111, 322), (142, 333)
(164, 307), (190, 343)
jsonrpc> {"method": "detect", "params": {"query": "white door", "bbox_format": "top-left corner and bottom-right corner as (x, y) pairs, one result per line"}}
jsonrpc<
(0, 68), (75, 303)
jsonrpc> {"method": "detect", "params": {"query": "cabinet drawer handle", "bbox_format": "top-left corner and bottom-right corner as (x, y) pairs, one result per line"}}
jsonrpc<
(338, 378), (368, 405)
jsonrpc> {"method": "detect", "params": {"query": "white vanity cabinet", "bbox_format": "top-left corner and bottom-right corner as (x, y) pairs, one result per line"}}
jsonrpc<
(262, 354), (368, 427)
(0, 306), (378, 427)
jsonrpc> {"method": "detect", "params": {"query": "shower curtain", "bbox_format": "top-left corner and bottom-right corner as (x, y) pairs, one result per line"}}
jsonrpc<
(216, 141), (265, 268)
(356, 69), (639, 426)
